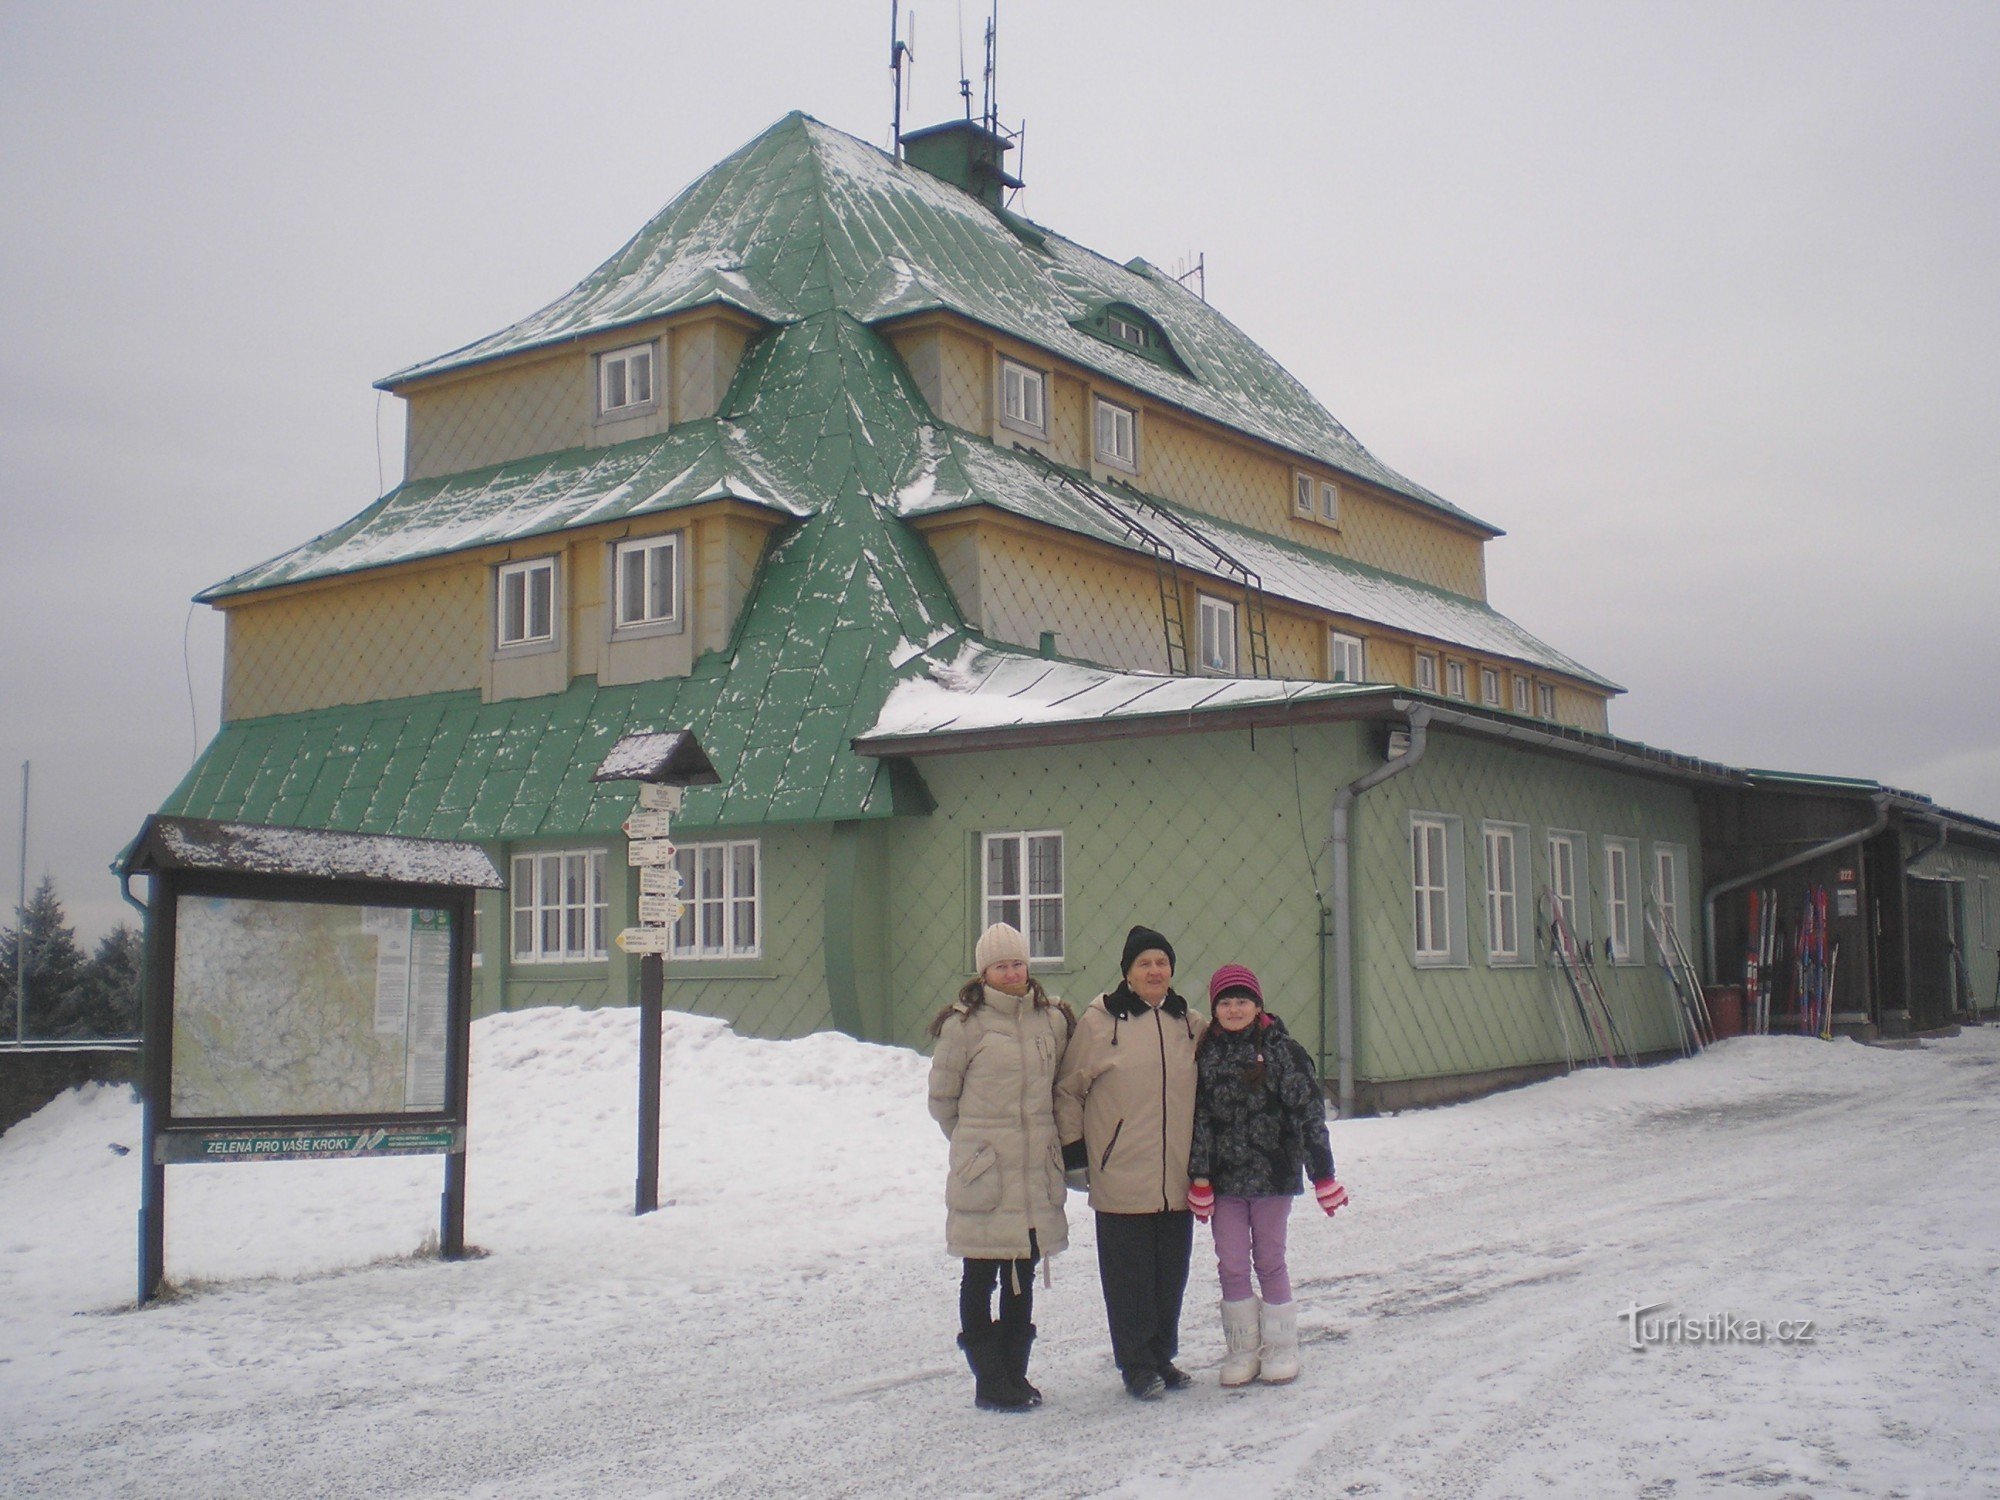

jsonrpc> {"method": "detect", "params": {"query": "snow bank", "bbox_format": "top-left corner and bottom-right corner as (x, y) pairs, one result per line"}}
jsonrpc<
(4, 1013), (1999, 1499)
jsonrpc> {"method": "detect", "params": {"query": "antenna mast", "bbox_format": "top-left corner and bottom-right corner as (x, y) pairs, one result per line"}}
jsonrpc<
(890, 0), (915, 155)
(981, 5), (997, 135)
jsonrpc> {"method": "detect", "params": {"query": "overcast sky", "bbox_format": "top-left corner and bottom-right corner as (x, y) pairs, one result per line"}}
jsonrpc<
(3, 1), (1995, 942)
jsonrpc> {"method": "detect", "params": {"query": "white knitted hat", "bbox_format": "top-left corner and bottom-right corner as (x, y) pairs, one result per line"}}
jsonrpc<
(975, 922), (1030, 974)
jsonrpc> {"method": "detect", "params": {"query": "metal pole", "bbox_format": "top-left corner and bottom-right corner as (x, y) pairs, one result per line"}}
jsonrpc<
(636, 953), (663, 1214)
(16, 760), (27, 1044)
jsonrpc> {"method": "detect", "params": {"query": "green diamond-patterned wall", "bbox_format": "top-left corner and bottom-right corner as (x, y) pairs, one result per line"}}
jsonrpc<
(1349, 731), (1705, 1082)
(649, 823), (833, 1039)
(879, 723), (1375, 1057)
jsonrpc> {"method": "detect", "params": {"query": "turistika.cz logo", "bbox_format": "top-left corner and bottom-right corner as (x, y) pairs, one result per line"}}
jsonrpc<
(1617, 1301), (1816, 1351)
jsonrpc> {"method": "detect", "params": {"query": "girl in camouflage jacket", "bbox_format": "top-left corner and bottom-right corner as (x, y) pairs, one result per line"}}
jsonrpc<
(1186, 964), (1347, 1386)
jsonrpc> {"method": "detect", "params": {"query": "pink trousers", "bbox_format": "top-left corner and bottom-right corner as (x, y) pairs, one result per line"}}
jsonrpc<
(1210, 1194), (1293, 1304)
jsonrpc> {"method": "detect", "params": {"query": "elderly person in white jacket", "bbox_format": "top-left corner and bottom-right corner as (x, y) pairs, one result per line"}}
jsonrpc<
(928, 923), (1075, 1411)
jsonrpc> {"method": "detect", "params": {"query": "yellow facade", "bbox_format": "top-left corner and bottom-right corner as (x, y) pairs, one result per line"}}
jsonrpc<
(886, 315), (1491, 599)
(217, 503), (781, 721)
(911, 511), (1612, 729)
(399, 308), (758, 482)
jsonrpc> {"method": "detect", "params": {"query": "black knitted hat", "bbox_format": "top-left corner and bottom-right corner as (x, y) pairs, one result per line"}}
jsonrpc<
(1121, 925), (1176, 977)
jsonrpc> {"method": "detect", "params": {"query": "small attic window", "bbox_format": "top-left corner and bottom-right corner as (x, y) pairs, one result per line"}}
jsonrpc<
(597, 342), (658, 421)
(1073, 302), (1187, 375)
(1107, 311), (1151, 350)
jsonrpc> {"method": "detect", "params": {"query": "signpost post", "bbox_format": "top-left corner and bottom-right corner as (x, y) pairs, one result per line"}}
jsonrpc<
(592, 730), (721, 1216)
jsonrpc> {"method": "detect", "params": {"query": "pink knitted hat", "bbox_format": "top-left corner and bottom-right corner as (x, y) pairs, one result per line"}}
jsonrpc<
(1208, 964), (1263, 1006)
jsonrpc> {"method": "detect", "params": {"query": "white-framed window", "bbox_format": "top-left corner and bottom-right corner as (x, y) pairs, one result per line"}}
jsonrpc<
(1446, 660), (1467, 699)
(1538, 683), (1557, 719)
(1982, 876), (1993, 949)
(613, 533), (681, 632)
(1604, 837), (1639, 964)
(672, 840), (761, 959)
(510, 849), (607, 963)
(1513, 674), (1532, 714)
(497, 557), (556, 649)
(1416, 652), (1439, 693)
(1329, 630), (1366, 683)
(1480, 667), (1502, 707)
(1107, 311), (1150, 350)
(1293, 471), (1314, 518)
(1000, 359), (1047, 436)
(982, 830), (1065, 962)
(1094, 396), (1137, 470)
(1319, 480), (1340, 525)
(1484, 821), (1530, 964)
(1546, 830), (1589, 949)
(1198, 594), (1237, 673)
(1651, 843), (1689, 956)
(597, 342), (657, 417)
(1411, 813), (1465, 966)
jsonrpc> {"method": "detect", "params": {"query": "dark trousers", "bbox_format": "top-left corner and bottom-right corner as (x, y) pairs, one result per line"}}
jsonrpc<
(960, 1230), (1039, 1337)
(1094, 1210), (1194, 1378)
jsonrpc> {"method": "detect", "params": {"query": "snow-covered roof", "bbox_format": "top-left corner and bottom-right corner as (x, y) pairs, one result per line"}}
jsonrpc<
(199, 424), (809, 601)
(860, 641), (1388, 743)
(893, 434), (1618, 690)
(379, 112), (1493, 534)
(123, 816), (504, 888)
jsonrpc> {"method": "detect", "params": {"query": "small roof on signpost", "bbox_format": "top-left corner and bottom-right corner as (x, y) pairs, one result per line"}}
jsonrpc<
(120, 816), (505, 888)
(591, 730), (721, 787)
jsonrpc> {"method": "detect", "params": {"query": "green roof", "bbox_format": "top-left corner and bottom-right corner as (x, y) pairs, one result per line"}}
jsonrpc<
(379, 112), (1494, 533)
(199, 422), (812, 601)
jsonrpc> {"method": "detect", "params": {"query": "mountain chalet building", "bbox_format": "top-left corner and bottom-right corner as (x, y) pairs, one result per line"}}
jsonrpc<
(164, 114), (2000, 1109)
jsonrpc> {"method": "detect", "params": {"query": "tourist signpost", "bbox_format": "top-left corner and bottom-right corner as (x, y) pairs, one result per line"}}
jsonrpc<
(591, 730), (721, 1214)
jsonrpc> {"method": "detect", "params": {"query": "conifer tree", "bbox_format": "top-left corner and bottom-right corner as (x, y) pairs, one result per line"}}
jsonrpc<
(0, 878), (89, 1039)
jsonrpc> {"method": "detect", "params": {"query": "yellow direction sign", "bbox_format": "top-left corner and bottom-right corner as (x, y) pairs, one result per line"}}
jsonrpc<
(637, 895), (685, 927)
(615, 926), (672, 955)
(638, 865), (683, 897)
(637, 784), (685, 813)
(628, 839), (677, 866)
(622, 809), (674, 840)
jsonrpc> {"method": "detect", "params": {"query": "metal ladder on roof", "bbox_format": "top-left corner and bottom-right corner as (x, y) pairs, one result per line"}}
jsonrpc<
(1103, 477), (1273, 678)
(1014, 447), (1191, 675)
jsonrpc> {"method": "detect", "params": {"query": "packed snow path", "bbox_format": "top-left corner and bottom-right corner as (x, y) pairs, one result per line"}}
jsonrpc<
(3, 1009), (1996, 1498)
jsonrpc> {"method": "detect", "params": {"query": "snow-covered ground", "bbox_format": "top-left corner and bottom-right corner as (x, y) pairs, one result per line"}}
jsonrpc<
(3, 1009), (1996, 1499)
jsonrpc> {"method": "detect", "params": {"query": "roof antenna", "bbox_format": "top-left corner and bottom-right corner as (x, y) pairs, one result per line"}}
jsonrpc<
(981, 3), (997, 136)
(890, 0), (916, 156)
(957, 2), (972, 118)
(1173, 253), (1207, 302)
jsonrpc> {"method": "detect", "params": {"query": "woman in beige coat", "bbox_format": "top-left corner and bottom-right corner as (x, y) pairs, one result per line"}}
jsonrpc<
(928, 923), (1074, 1411)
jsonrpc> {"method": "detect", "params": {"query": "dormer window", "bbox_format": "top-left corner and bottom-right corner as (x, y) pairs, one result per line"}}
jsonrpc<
(1073, 302), (1188, 374)
(1000, 359), (1047, 437)
(1293, 471), (1314, 518)
(1107, 311), (1151, 350)
(497, 558), (556, 649)
(613, 533), (682, 633)
(1094, 396), (1137, 471)
(597, 342), (657, 418)
(1319, 480), (1340, 526)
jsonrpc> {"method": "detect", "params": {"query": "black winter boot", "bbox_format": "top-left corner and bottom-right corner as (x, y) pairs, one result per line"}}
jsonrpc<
(958, 1328), (1031, 1412)
(1001, 1321), (1042, 1406)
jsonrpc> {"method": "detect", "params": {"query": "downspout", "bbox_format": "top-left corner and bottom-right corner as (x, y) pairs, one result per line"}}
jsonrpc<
(1701, 793), (1892, 983)
(1323, 705), (1432, 1119)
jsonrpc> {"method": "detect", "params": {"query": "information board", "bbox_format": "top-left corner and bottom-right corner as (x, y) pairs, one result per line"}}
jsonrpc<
(170, 894), (454, 1121)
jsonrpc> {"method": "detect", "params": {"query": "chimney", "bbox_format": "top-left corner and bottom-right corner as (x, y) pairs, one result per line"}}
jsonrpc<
(899, 119), (1022, 210)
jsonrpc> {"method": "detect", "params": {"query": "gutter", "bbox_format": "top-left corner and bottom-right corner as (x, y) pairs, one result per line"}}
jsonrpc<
(1701, 793), (1892, 983)
(1322, 705), (1433, 1118)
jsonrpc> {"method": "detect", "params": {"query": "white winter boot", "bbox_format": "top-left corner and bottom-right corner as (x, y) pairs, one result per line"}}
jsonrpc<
(1259, 1298), (1300, 1384)
(1219, 1298), (1262, 1387)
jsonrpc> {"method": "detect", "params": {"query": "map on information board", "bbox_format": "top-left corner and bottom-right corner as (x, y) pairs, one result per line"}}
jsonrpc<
(171, 895), (454, 1120)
